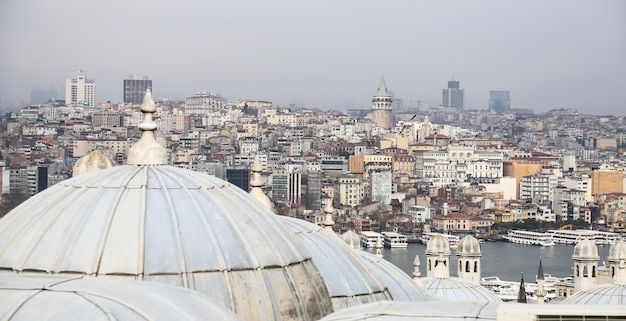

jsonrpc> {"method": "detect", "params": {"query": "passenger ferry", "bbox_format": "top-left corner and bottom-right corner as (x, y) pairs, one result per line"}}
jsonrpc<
(419, 232), (460, 250)
(381, 231), (408, 248)
(547, 229), (600, 245)
(593, 231), (621, 245)
(505, 230), (555, 246)
(360, 231), (384, 248)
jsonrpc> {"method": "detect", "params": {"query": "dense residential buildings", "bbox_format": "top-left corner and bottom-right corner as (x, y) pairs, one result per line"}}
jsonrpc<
(3, 76), (626, 237)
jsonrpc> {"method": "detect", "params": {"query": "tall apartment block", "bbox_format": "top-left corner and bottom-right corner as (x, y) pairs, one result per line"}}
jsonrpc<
(65, 70), (96, 107)
(489, 91), (510, 113)
(371, 75), (393, 129)
(442, 80), (464, 108)
(124, 75), (152, 104)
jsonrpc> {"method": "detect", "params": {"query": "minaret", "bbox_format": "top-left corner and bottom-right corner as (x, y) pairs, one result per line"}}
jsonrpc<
(517, 271), (527, 303)
(573, 239), (599, 292)
(457, 235), (482, 284)
(371, 74), (393, 129)
(607, 240), (626, 282)
(249, 156), (275, 211)
(535, 258), (546, 304)
(412, 254), (425, 288)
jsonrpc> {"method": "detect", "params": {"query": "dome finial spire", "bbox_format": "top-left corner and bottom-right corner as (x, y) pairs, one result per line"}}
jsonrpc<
(323, 198), (335, 232)
(249, 156), (275, 211)
(127, 89), (167, 165)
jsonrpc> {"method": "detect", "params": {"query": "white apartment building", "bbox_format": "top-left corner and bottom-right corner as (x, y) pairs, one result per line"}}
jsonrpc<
(415, 146), (503, 187)
(370, 170), (392, 205)
(72, 138), (130, 158)
(335, 175), (363, 207)
(520, 173), (559, 204)
(65, 70), (96, 107)
(563, 174), (592, 203)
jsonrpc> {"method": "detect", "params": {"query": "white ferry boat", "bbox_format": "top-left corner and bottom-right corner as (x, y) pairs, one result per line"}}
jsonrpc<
(419, 232), (460, 250)
(360, 231), (383, 248)
(505, 230), (555, 246)
(381, 231), (408, 248)
(593, 231), (621, 245)
(480, 276), (557, 303)
(547, 229), (599, 245)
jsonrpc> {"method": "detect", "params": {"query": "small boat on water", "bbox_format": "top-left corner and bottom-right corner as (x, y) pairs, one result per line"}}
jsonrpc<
(381, 231), (408, 248)
(505, 230), (555, 246)
(419, 232), (460, 250)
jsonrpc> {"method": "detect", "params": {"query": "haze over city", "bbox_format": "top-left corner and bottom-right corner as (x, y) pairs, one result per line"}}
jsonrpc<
(1, 0), (625, 114)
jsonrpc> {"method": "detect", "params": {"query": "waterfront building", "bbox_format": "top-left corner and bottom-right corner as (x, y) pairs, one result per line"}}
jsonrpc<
(488, 91), (510, 113)
(65, 70), (96, 107)
(371, 75), (393, 129)
(442, 80), (464, 109)
(123, 75), (152, 104)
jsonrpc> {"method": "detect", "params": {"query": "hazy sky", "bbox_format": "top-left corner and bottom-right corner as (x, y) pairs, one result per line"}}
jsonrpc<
(1, 0), (625, 114)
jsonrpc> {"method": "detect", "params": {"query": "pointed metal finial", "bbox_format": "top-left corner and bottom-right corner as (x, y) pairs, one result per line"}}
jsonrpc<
(127, 89), (167, 165)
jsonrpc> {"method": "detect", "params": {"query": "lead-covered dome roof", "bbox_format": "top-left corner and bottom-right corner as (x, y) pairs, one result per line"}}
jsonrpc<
(608, 240), (626, 262)
(426, 234), (451, 256)
(561, 283), (626, 305)
(457, 235), (481, 257)
(421, 277), (501, 303)
(573, 239), (599, 260)
(0, 274), (243, 321)
(0, 90), (333, 321)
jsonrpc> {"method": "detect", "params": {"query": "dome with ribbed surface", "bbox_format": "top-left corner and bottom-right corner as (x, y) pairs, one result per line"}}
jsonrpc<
(279, 216), (391, 310)
(573, 239), (599, 260)
(0, 274), (243, 321)
(457, 235), (481, 257)
(561, 283), (626, 305)
(0, 165), (332, 321)
(421, 277), (501, 303)
(426, 234), (451, 256)
(608, 240), (626, 262)
(356, 251), (436, 302)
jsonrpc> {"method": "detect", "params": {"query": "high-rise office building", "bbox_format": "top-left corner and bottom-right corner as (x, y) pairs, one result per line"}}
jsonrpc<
(442, 80), (464, 108)
(123, 75), (152, 104)
(489, 91), (510, 113)
(371, 75), (393, 129)
(65, 70), (96, 107)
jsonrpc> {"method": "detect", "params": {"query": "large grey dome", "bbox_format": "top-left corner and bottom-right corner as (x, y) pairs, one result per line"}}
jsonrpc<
(0, 164), (332, 321)
(279, 216), (391, 310)
(0, 274), (243, 321)
(561, 283), (626, 305)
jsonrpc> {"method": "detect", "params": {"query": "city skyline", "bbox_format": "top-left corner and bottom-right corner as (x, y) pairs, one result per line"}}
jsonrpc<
(1, 0), (625, 114)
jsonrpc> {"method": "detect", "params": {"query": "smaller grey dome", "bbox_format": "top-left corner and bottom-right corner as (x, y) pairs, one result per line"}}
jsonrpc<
(72, 150), (116, 176)
(573, 239), (599, 260)
(457, 235), (481, 257)
(341, 230), (361, 250)
(608, 240), (626, 262)
(422, 277), (501, 303)
(561, 283), (626, 305)
(426, 234), (451, 256)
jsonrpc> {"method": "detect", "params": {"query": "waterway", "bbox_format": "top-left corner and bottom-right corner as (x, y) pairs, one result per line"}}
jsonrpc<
(364, 242), (612, 282)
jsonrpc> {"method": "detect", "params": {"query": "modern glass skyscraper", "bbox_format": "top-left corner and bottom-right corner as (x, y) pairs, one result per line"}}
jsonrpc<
(489, 91), (510, 113)
(442, 80), (464, 108)
(123, 75), (152, 104)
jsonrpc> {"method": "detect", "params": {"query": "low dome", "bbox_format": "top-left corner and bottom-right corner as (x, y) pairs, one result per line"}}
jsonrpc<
(561, 283), (626, 305)
(0, 274), (243, 321)
(318, 301), (499, 321)
(421, 277), (501, 303)
(573, 239), (599, 260)
(0, 165), (332, 321)
(279, 217), (391, 310)
(608, 240), (626, 262)
(426, 234), (451, 256)
(340, 230), (361, 250)
(457, 235), (481, 257)
(72, 150), (116, 176)
(356, 251), (436, 302)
